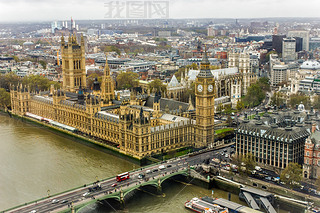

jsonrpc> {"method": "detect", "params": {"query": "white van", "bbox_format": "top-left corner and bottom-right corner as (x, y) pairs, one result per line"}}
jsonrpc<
(146, 169), (151, 174)
(159, 165), (165, 170)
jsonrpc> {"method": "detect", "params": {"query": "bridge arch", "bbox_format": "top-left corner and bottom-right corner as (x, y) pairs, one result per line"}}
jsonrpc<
(75, 170), (189, 212)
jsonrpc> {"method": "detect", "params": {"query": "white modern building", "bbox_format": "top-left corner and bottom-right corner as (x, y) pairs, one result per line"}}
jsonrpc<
(271, 65), (288, 87)
(282, 38), (296, 61)
(288, 30), (310, 51)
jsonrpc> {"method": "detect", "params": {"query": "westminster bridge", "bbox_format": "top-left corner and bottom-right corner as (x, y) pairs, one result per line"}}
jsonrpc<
(3, 147), (225, 213)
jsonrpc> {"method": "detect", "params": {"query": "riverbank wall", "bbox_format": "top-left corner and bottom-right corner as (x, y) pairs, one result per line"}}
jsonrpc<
(3, 111), (144, 165)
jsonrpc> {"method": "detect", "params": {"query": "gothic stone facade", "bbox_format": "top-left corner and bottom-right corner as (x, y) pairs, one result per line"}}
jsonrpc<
(10, 88), (196, 159)
(10, 38), (216, 159)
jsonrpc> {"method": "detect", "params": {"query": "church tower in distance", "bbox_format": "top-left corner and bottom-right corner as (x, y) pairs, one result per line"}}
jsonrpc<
(195, 47), (215, 148)
(61, 34), (87, 93)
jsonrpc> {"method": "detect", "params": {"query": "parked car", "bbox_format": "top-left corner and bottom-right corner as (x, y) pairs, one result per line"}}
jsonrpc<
(111, 183), (117, 187)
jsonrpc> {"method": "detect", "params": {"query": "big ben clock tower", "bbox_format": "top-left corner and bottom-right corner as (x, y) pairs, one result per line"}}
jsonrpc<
(195, 47), (215, 148)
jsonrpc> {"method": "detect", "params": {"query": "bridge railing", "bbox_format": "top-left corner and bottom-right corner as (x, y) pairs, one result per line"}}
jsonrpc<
(2, 156), (188, 212)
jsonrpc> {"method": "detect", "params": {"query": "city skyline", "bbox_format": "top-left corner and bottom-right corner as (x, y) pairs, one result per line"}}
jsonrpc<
(0, 0), (320, 22)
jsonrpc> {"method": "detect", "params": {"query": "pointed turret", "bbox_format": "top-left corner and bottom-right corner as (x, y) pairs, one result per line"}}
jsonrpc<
(104, 57), (110, 76)
(68, 34), (72, 46)
(61, 34), (65, 46)
(81, 34), (84, 46)
(198, 45), (212, 78)
(101, 55), (115, 104)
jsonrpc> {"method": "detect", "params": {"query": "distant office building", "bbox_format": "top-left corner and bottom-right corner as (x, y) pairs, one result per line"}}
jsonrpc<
(271, 65), (288, 87)
(158, 31), (171, 37)
(294, 37), (303, 52)
(269, 53), (280, 79)
(310, 38), (320, 51)
(272, 35), (286, 53)
(282, 38), (296, 61)
(288, 30), (309, 51)
(207, 26), (215, 37)
(261, 39), (273, 51)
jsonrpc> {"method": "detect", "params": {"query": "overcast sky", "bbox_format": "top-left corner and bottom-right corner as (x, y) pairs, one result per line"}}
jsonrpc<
(0, 0), (319, 22)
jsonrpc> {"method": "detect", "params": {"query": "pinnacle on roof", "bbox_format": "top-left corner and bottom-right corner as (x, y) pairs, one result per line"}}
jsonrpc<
(198, 45), (213, 78)
(201, 45), (210, 65)
(168, 74), (180, 87)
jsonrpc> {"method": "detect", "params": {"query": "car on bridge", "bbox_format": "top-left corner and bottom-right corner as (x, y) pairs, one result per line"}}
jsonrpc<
(51, 199), (59, 204)
(138, 174), (145, 179)
(83, 192), (90, 197)
(88, 184), (101, 192)
(159, 165), (165, 170)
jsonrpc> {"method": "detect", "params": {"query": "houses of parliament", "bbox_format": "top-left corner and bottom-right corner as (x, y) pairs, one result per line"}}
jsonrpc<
(10, 35), (217, 159)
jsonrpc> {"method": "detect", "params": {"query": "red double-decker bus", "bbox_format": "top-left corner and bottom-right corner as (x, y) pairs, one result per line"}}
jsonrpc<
(116, 172), (130, 182)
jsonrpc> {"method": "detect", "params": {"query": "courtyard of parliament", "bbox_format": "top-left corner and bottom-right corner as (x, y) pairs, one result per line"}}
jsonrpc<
(10, 35), (255, 160)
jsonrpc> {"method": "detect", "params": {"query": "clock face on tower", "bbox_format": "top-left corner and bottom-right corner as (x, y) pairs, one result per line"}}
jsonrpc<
(208, 84), (213, 92)
(197, 84), (203, 92)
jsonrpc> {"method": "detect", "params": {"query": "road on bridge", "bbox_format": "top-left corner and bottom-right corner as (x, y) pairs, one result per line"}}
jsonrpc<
(5, 145), (233, 213)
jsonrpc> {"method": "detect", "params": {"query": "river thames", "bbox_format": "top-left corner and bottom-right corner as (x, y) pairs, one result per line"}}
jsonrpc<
(0, 114), (289, 212)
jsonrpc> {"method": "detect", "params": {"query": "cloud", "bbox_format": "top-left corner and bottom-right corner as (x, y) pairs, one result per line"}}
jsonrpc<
(0, 0), (319, 22)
